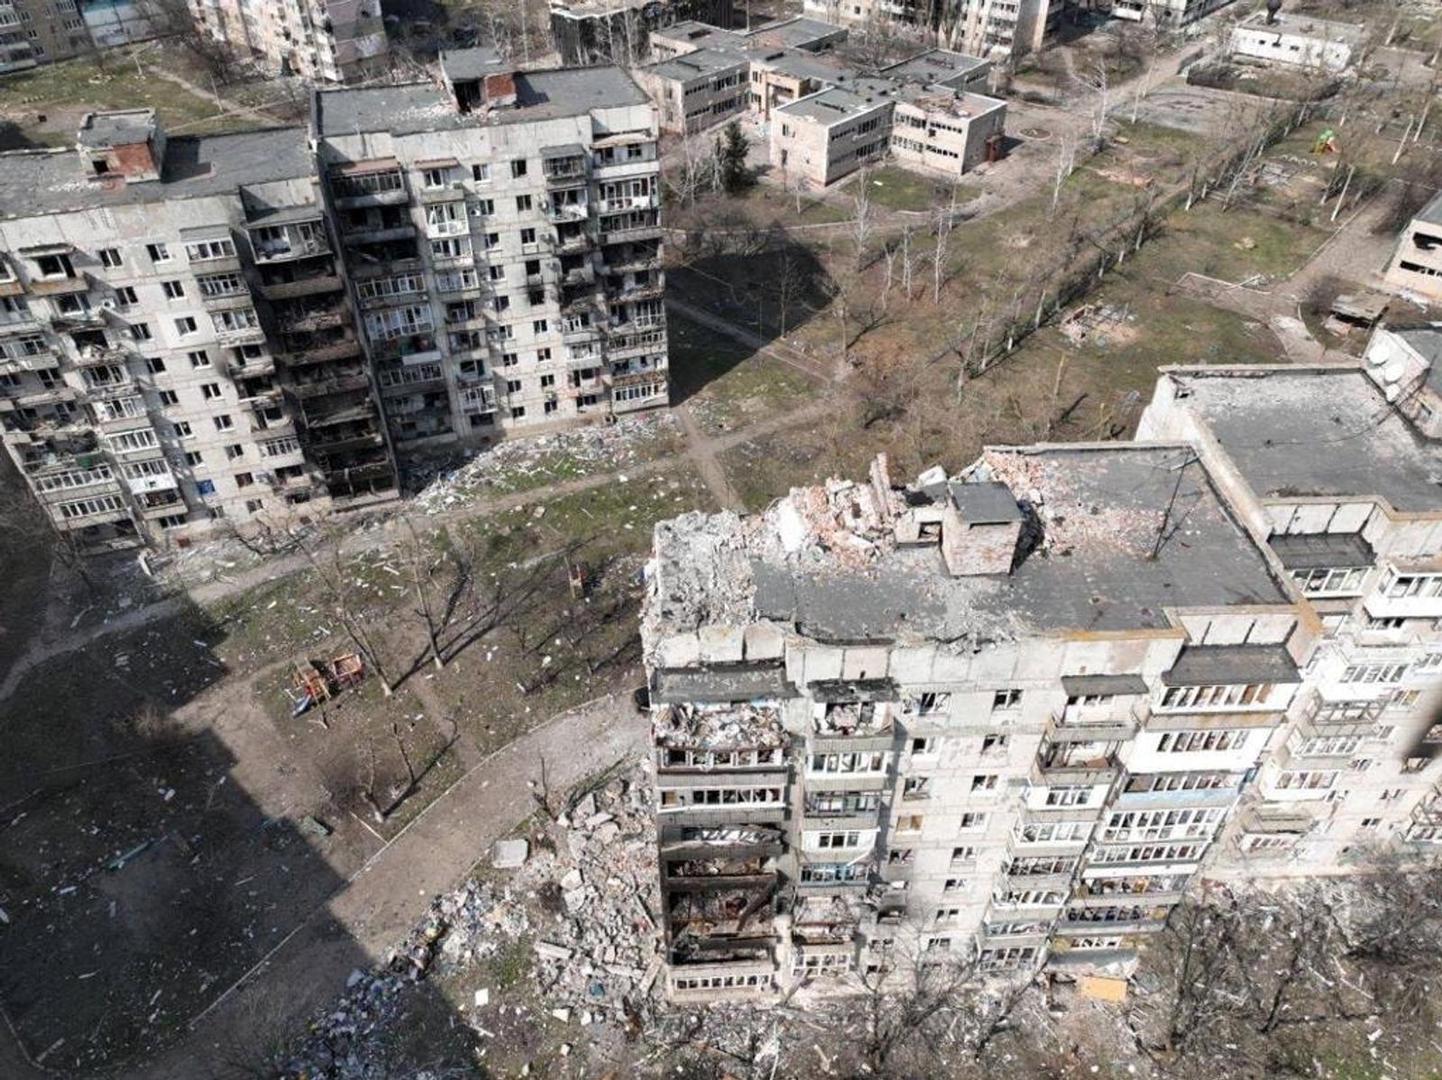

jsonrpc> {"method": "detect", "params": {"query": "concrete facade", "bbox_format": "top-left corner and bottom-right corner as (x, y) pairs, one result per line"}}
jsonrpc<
(0, 0), (92, 75)
(643, 20), (1003, 187)
(799, 0), (1055, 59)
(1229, 10), (1364, 73)
(187, 0), (389, 83)
(549, 0), (734, 67)
(641, 345), (1442, 999)
(1383, 189), (1442, 303)
(1111, 0), (1234, 28)
(0, 56), (669, 554)
(641, 445), (1315, 997)
(1138, 351), (1442, 877)
(631, 48), (748, 134)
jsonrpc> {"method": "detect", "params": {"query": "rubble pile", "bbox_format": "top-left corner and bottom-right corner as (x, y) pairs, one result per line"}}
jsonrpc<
(411, 412), (679, 513)
(283, 766), (663, 1078)
(979, 449), (1167, 558)
(654, 702), (786, 749)
(514, 771), (664, 1019)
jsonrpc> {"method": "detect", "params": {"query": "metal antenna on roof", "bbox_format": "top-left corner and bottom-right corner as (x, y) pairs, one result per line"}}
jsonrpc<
(1150, 451), (1198, 561)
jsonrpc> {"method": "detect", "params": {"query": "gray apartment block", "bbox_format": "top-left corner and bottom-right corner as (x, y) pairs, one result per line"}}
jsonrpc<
(641, 340), (1442, 1000)
(0, 53), (668, 553)
(549, 0), (735, 67)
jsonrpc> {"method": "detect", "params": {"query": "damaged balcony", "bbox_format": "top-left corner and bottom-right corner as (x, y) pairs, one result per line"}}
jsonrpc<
(790, 894), (865, 946)
(663, 853), (777, 894)
(809, 679), (897, 752)
(257, 261), (343, 302)
(1031, 739), (1122, 786)
(654, 702), (786, 763)
(666, 888), (776, 964)
(658, 824), (786, 863)
(248, 214), (332, 263)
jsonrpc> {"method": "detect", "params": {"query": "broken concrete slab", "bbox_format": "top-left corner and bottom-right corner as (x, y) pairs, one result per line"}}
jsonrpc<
(535, 941), (574, 962)
(492, 838), (529, 869)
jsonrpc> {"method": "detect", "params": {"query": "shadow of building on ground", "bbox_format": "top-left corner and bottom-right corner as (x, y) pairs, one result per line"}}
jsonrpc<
(0, 597), (472, 1078)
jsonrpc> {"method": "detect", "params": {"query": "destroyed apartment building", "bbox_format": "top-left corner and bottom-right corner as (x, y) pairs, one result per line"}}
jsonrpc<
(800, 0), (1059, 60)
(0, 51), (668, 553)
(641, 445), (1317, 998)
(641, 365), (1442, 999)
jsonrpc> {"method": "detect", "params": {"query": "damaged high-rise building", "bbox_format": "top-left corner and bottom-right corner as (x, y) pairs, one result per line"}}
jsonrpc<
(549, 0), (735, 66)
(642, 342), (1442, 998)
(0, 52), (667, 553)
(186, 0), (390, 83)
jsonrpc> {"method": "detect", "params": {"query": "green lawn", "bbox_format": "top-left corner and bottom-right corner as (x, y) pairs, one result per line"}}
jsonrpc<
(863, 165), (977, 213)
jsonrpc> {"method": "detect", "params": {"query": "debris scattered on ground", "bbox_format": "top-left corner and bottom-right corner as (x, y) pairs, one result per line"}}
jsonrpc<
(411, 412), (681, 513)
(284, 764), (662, 1077)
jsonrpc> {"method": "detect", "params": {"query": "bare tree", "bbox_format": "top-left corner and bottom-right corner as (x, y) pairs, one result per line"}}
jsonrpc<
(293, 529), (396, 696)
(399, 517), (446, 671)
(361, 715), (460, 823)
(931, 185), (959, 303)
(850, 168), (875, 271)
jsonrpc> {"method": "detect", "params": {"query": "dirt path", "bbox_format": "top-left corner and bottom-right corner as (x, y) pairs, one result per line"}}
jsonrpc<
(130, 695), (647, 1080)
(676, 402), (744, 511)
(149, 67), (283, 130)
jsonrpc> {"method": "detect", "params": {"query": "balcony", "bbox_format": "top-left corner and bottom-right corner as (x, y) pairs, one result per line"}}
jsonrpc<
(279, 338), (362, 366)
(282, 308), (347, 334)
(27, 275), (89, 297)
(258, 274), (342, 301)
(598, 222), (663, 245)
(547, 201), (590, 224)
(595, 193), (658, 215)
(289, 373), (371, 398)
(1030, 748), (1121, 786)
(5, 386), (75, 409)
(136, 491), (185, 518)
(215, 324), (266, 347)
(554, 231), (595, 255)
(200, 291), (254, 313)
(249, 220), (332, 263)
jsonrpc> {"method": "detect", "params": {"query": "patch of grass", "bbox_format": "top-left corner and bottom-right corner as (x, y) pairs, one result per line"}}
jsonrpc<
(0, 49), (242, 147)
(488, 937), (534, 990)
(1144, 202), (1329, 285)
(863, 165), (976, 213)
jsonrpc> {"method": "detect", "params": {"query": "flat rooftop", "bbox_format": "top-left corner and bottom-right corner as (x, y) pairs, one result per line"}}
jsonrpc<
(1239, 10), (1367, 45)
(745, 16), (843, 51)
(897, 86), (1007, 116)
(1166, 367), (1442, 513)
(0, 127), (311, 220)
(440, 46), (506, 83)
(881, 48), (989, 87)
(77, 108), (157, 149)
(647, 47), (746, 82)
(652, 20), (747, 50)
(647, 445), (1291, 645)
(777, 84), (889, 125)
(314, 66), (649, 137)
